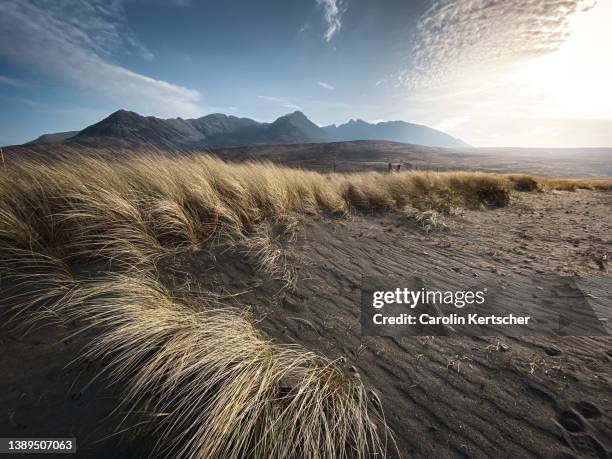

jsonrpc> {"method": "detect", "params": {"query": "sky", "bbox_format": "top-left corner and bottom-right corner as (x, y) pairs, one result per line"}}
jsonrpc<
(0, 0), (610, 147)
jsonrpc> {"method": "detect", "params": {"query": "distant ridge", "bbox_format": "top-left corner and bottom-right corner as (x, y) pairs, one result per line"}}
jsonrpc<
(323, 119), (470, 148)
(27, 131), (79, 145)
(60, 110), (329, 149)
(25, 109), (469, 149)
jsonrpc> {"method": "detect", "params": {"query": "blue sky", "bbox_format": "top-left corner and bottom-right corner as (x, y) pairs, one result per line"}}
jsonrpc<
(1, 0), (611, 147)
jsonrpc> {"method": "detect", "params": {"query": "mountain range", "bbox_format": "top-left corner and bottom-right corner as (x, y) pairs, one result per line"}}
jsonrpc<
(322, 119), (470, 148)
(26, 109), (469, 149)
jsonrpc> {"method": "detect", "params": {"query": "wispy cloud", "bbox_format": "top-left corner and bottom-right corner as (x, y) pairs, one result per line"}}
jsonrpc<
(383, 0), (610, 147)
(0, 0), (203, 117)
(257, 95), (301, 111)
(317, 81), (334, 90)
(0, 93), (38, 107)
(398, 0), (596, 89)
(0, 75), (24, 87)
(315, 0), (346, 42)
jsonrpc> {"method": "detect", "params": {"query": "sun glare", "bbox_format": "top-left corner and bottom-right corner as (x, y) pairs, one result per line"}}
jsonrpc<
(513, 1), (612, 120)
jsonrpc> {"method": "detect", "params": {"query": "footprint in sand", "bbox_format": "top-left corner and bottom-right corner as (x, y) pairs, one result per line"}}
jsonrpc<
(572, 401), (602, 420)
(557, 407), (608, 459)
(557, 410), (585, 433)
(569, 434), (608, 459)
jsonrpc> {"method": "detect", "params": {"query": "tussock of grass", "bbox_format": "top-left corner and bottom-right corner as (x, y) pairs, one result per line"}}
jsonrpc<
(507, 174), (540, 192)
(0, 155), (514, 264)
(240, 223), (297, 288)
(506, 174), (612, 192)
(536, 178), (612, 192)
(3, 263), (390, 459)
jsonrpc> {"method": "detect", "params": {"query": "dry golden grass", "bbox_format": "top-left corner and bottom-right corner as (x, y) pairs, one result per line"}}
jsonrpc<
(3, 261), (389, 458)
(0, 154), (516, 264)
(1, 151), (610, 457)
(240, 222), (298, 288)
(402, 208), (452, 233)
(506, 174), (612, 192)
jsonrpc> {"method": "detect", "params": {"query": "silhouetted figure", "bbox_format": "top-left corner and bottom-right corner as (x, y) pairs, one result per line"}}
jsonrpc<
(396, 164), (401, 172)
(388, 162), (392, 173)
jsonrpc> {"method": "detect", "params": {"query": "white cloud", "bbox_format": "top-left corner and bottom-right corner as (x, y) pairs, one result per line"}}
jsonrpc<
(388, 0), (611, 147)
(0, 0), (203, 117)
(315, 0), (345, 42)
(0, 75), (24, 87)
(257, 95), (302, 111)
(0, 93), (38, 107)
(317, 81), (334, 90)
(399, 0), (596, 89)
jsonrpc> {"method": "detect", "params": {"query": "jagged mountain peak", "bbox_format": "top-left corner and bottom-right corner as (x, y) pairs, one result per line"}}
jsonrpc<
(26, 109), (469, 149)
(65, 109), (330, 148)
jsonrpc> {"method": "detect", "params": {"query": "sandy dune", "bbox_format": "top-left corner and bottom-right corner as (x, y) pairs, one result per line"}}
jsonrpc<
(163, 189), (611, 458)
(1, 189), (610, 457)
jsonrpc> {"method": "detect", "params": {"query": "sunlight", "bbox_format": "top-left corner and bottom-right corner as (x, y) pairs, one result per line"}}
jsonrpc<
(513, 1), (612, 120)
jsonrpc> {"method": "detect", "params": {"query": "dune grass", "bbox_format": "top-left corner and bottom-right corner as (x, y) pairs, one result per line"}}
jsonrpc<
(506, 173), (612, 192)
(2, 153), (607, 266)
(3, 259), (387, 459)
(0, 154), (515, 262)
(1, 152), (610, 457)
